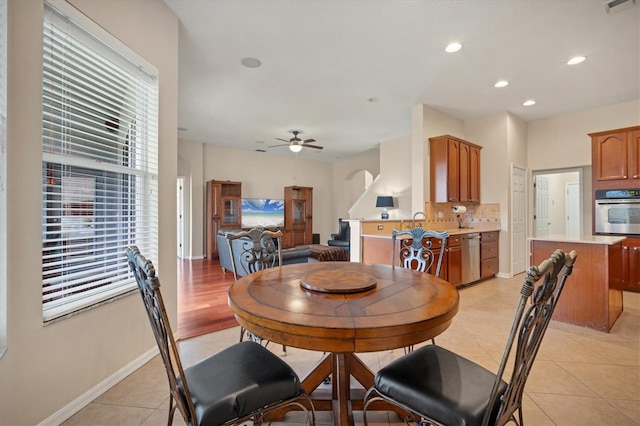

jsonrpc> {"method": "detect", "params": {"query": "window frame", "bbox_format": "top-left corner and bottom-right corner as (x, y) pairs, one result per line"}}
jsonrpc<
(41, 0), (159, 323)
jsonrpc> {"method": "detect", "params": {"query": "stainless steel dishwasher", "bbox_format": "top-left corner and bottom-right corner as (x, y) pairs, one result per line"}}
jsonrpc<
(461, 232), (481, 285)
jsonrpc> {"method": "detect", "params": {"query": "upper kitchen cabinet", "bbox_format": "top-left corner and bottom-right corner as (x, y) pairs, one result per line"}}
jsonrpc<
(590, 126), (640, 190)
(429, 135), (482, 203)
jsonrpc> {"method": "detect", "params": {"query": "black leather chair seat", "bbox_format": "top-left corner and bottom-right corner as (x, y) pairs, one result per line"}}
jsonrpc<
(182, 341), (302, 425)
(374, 345), (507, 426)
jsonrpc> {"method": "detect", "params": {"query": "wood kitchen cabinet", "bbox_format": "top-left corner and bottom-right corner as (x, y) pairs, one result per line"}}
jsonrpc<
(205, 180), (241, 259)
(443, 234), (462, 287)
(590, 126), (640, 190)
(622, 237), (640, 292)
(283, 186), (313, 248)
(429, 135), (482, 203)
(480, 231), (499, 279)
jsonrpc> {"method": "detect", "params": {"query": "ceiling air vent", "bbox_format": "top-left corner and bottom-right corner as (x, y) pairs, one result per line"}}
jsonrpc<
(604, 0), (636, 14)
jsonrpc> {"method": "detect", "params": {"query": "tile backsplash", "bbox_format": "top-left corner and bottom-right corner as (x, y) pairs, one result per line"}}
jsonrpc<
(420, 202), (501, 230)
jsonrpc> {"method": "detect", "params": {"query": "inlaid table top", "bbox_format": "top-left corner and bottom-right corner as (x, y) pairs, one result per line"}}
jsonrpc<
(227, 261), (459, 425)
(228, 261), (459, 353)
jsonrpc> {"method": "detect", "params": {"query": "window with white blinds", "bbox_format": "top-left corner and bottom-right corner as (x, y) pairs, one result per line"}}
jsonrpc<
(0, 0), (7, 352)
(42, 1), (159, 322)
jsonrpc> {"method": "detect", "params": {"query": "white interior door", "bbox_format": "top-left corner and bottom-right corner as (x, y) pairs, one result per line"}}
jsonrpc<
(534, 176), (550, 236)
(511, 164), (527, 274)
(565, 182), (581, 236)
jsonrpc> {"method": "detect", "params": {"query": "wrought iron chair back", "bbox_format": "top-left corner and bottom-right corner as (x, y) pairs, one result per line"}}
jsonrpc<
(391, 227), (448, 278)
(125, 246), (196, 425)
(226, 228), (287, 354)
(362, 249), (578, 426)
(226, 228), (283, 280)
(126, 246), (315, 425)
(488, 249), (577, 426)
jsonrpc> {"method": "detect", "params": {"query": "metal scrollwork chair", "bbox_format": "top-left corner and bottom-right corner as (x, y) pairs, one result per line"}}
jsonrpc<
(363, 249), (577, 426)
(226, 228), (287, 355)
(392, 227), (449, 349)
(392, 227), (449, 277)
(125, 246), (315, 426)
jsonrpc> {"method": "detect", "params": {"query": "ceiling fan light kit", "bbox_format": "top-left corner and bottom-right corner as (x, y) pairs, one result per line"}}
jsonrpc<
(269, 130), (324, 152)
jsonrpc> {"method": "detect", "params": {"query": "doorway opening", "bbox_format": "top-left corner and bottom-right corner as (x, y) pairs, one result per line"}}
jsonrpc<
(532, 168), (584, 237)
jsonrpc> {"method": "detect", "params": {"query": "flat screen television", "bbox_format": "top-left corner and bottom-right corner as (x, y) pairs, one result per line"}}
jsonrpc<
(241, 198), (285, 228)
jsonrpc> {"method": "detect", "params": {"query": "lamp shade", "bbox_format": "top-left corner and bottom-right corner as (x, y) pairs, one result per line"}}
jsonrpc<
(289, 144), (302, 153)
(376, 196), (394, 208)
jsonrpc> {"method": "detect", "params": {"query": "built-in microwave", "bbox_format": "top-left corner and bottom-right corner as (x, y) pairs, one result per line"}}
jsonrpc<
(594, 189), (640, 235)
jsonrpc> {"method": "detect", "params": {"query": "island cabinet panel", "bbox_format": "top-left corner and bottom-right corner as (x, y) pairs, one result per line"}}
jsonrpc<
(622, 237), (640, 292)
(590, 126), (640, 190)
(530, 240), (623, 332)
(430, 135), (482, 203)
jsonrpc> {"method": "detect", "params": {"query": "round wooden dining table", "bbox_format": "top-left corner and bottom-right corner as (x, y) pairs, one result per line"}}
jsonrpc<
(227, 261), (459, 425)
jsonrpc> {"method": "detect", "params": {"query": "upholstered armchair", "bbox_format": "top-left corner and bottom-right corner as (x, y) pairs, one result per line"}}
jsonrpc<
(327, 218), (350, 251)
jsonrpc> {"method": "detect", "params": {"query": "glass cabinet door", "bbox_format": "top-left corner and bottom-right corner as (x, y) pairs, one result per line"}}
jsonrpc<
(293, 200), (305, 222)
(223, 198), (239, 224)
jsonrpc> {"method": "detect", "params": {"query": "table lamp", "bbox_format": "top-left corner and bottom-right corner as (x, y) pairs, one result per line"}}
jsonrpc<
(376, 196), (394, 219)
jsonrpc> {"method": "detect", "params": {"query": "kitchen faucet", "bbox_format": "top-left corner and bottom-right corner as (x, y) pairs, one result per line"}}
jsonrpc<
(412, 211), (426, 228)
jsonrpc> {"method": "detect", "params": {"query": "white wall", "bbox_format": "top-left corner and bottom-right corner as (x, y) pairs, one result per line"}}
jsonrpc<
(349, 136), (412, 220)
(202, 143), (335, 248)
(1, 1), (178, 424)
(332, 148), (380, 219)
(528, 99), (640, 171)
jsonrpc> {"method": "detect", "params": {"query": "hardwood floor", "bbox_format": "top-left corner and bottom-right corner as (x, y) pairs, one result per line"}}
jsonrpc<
(177, 258), (239, 340)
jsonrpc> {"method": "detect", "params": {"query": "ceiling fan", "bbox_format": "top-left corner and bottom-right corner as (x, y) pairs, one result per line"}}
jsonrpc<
(270, 130), (324, 152)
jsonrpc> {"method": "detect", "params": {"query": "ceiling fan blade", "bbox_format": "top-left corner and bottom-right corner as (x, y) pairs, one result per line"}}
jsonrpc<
(303, 144), (324, 150)
(303, 138), (316, 143)
(275, 138), (289, 143)
(268, 143), (289, 148)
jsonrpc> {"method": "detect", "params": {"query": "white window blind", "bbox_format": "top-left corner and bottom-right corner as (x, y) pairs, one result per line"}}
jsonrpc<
(42, 1), (159, 322)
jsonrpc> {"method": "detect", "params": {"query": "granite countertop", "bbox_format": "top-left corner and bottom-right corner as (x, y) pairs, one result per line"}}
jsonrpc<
(528, 234), (627, 245)
(363, 226), (500, 238)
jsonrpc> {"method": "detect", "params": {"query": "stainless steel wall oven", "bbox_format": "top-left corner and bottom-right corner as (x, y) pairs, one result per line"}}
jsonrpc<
(594, 189), (640, 235)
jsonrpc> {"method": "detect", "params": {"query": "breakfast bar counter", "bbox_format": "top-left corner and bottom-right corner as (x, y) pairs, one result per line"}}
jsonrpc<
(529, 234), (626, 332)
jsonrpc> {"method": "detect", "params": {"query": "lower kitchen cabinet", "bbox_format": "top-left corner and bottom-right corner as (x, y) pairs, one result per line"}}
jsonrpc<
(480, 231), (499, 279)
(622, 237), (640, 292)
(444, 234), (462, 287)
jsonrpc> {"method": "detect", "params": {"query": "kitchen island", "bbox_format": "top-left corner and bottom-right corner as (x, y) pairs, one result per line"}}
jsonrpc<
(529, 234), (626, 332)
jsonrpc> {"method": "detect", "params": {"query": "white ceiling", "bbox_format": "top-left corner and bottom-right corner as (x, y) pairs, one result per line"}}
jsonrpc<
(165, 0), (640, 161)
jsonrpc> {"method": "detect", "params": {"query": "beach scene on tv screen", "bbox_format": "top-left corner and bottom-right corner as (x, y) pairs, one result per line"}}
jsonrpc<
(241, 198), (285, 228)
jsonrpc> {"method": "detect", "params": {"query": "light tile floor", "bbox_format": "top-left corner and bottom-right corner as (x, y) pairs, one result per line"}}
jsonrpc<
(64, 275), (640, 425)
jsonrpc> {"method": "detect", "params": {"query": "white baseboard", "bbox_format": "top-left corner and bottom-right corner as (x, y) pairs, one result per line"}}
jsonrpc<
(496, 272), (512, 279)
(40, 346), (159, 426)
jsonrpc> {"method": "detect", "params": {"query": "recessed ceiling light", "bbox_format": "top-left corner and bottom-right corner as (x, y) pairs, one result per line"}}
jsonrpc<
(494, 80), (509, 88)
(445, 42), (462, 53)
(567, 56), (586, 65)
(523, 100), (536, 106)
(241, 57), (262, 68)
(368, 97), (380, 103)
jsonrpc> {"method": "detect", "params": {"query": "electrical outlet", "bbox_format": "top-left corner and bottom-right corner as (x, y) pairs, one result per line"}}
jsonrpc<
(438, 211), (443, 218)
(378, 225), (384, 230)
